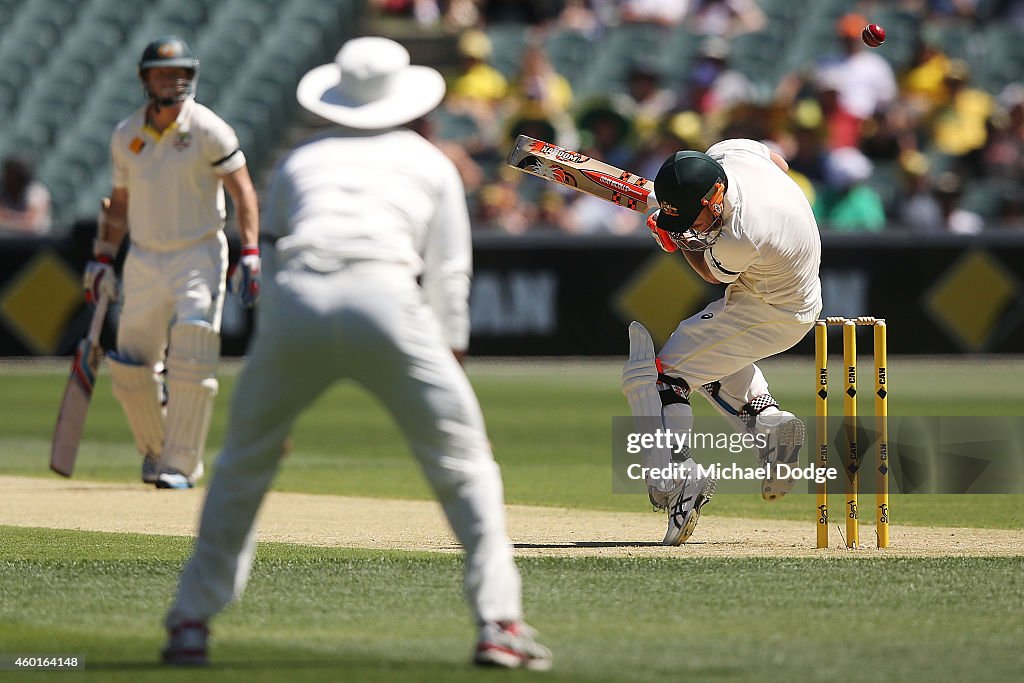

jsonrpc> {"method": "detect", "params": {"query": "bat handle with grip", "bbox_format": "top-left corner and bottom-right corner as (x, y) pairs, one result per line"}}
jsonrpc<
(88, 293), (110, 345)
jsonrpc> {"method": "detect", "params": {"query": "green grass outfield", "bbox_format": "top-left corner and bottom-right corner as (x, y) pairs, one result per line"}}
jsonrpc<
(1, 357), (1022, 680)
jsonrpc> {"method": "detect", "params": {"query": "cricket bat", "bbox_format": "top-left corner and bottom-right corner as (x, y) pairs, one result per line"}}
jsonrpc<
(506, 135), (656, 213)
(50, 292), (110, 477)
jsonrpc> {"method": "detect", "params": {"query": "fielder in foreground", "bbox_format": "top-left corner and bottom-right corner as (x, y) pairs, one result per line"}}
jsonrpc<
(623, 140), (823, 545)
(82, 36), (261, 489)
(162, 37), (552, 670)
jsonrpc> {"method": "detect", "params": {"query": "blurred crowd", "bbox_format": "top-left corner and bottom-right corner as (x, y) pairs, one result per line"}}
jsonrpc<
(372, 0), (1024, 235)
(0, 154), (52, 236)
(4, 0), (1020, 238)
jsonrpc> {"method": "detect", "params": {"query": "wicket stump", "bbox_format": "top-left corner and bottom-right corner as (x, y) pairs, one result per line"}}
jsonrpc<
(814, 317), (888, 549)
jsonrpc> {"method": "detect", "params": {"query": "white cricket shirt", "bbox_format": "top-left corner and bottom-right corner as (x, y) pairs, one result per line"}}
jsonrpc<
(111, 98), (246, 251)
(263, 128), (473, 350)
(702, 139), (822, 321)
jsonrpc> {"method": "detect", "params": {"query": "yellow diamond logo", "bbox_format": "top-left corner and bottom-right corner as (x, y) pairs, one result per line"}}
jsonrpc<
(0, 251), (83, 354)
(925, 250), (1019, 351)
(613, 253), (710, 347)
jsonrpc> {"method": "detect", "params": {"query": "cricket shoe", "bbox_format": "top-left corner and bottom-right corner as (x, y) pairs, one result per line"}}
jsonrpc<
(141, 455), (159, 484)
(473, 621), (553, 671)
(155, 461), (203, 489)
(162, 621), (208, 666)
(662, 464), (716, 546)
(756, 411), (805, 501)
(155, 469), (194, 489)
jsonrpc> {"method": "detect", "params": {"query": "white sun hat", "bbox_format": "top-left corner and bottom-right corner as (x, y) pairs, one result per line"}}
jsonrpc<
(296, 36), (446, 129)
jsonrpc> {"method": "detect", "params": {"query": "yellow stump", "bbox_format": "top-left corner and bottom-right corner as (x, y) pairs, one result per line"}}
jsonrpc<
(843, 320), (858, 548)
(874, 321), (889, 548)
(815, 322), (829, 549)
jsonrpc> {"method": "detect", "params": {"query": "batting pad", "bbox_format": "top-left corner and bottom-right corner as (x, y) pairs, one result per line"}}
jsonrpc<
(108, 352), (165, 458)
(621, 322), (685, 505)
(161, 321), (220, 479)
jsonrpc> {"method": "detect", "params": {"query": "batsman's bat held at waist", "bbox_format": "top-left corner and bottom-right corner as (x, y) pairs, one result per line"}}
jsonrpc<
(506, 135), (656, 213)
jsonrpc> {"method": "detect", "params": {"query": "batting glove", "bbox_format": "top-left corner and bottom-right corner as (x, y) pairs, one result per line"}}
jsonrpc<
(83, 241), (119, 304)
(228, 244), (261, 308)
(646, 210), (678, 253)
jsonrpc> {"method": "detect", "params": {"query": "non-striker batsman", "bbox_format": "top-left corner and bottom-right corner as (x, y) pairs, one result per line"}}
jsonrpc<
(623, 139), (823, 544)
(82, 36), (261, 489)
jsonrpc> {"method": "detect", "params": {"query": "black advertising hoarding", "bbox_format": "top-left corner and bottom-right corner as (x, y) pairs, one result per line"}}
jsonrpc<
(0, 227), (251, 357)
(467, 232), (1024, 356)
(1, 229), (1023, 356)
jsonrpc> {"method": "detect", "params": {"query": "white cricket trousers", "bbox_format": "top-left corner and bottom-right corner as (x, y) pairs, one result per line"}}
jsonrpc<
(659, 288), (817, 409)
(117, 233), (227, 364)
(166, 261), (522, 627)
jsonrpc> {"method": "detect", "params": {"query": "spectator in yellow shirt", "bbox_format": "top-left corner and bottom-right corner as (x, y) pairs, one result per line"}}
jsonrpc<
(450, 30), (508, 103)
(508, 42), (573, 118)
(931, 60), (993, 160)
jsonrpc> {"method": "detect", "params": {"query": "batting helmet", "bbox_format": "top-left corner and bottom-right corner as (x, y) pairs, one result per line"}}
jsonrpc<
(138, 36), (199, 106)
(653, 151), (727, 232)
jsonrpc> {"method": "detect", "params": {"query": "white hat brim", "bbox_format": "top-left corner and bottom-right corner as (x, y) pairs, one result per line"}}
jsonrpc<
(296, 63), (446, 129)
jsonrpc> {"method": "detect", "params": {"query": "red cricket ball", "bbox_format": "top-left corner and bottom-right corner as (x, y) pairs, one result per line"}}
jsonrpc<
(862, 23), (886, 47)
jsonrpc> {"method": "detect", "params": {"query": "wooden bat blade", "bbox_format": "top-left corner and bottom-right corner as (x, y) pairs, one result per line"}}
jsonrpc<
(505, 135), (655, 213)
(50, 338), (101, 477)
(50, 294), (109, 477)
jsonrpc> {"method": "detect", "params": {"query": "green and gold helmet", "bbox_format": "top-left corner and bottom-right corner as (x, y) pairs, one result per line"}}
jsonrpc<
(138, 36), (199, 106)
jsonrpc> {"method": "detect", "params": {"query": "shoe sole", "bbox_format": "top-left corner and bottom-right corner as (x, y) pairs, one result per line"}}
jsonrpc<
(663, 477), (717, 546)
(162, 653), (208, 666)
(762, 418), (806, 501)
(474, 647), (552, 671)
(155, 478), (194, 490)
(524, 656), (554, 671)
